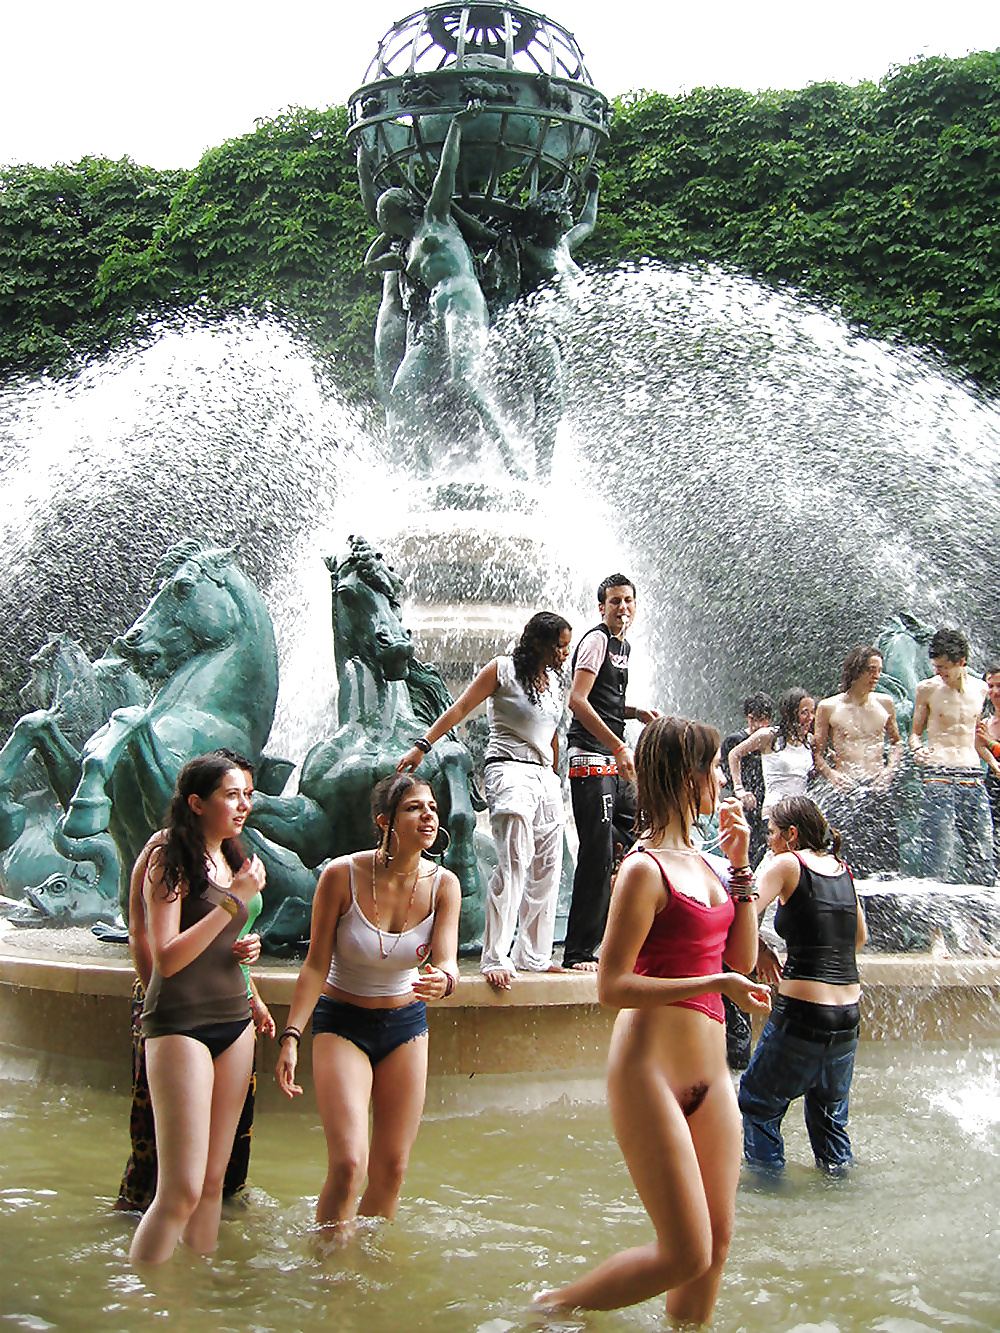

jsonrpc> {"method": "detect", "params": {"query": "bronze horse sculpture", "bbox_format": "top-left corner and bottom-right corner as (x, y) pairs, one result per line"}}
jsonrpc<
(249, 535), (487, 946)
(52, 540), (315, 926)
(0, 635), (148, 916)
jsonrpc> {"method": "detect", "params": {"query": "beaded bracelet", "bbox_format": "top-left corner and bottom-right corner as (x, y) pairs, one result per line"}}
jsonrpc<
(278, 1027), (301, 1045)
(413, 737), (433, 754)
(728, 864), (757, 903)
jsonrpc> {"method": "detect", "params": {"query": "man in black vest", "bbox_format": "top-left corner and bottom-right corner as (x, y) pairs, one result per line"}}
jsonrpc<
(562, 574), (660, 970)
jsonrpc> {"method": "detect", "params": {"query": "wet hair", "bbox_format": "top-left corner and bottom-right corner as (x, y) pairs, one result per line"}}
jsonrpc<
(512, 611), (572, 706)
(841, 645), (882, 693)
(371, 773), (435, 859)
(634, 715), (720, 842)
(743, 691), (775, 721)
(769, 795), (842, 860)
(157, 750), (253, 900)
(773, 687), (813, 751)
(597, 573), (635, 605)
(929, 627), (969, 663)
(984, 662), (1000, 678)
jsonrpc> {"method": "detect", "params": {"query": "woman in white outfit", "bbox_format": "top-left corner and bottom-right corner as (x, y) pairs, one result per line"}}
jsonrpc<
(398, 612), (572, 989)
(728, 687), (815, 821)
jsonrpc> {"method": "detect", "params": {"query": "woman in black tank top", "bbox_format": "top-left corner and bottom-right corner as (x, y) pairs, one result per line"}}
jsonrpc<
(129, 752), (266, 1265)
(738, 795), (868, 1175)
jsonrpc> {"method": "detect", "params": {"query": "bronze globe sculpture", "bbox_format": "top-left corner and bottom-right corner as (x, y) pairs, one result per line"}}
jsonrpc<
(348, 3), (608, 223)
(348, 4), (609, 481)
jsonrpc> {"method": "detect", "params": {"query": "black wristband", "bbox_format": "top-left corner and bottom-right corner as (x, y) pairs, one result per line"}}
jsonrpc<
(413, 737), (432, 754)
(278, 1027), (301, 1045)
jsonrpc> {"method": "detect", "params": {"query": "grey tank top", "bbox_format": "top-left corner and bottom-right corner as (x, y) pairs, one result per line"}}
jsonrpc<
(142, 883), (250, 1038)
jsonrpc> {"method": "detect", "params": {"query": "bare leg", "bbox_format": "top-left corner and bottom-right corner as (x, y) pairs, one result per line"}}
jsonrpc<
(536, 1026), (736, 1315)
(180, 1025), (255, 1255)
(664, 1079), (742, 1324)
(311, 1033), (375, 1226)
(130, 1035), (214, 1264)
(358, 1032), (429, 1219)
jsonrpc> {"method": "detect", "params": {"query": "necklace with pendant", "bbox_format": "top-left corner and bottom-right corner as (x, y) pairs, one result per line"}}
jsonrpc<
(371, 852), (421, 959)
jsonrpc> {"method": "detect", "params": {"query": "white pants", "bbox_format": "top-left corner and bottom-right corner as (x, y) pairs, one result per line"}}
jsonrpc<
(481, 762), (565, 975)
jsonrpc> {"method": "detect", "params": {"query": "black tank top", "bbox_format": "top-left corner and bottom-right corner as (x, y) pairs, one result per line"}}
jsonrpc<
(567, 623), (630, 755)
(774, 854), (860, 986)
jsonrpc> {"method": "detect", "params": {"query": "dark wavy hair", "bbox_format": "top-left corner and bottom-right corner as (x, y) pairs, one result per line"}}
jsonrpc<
(155, 750), (253, 900)
(512, 611), (572, 706)
(841, 645), (882, 693)
(929, 627), (969, 663)
(774, 687), (813, 751)
(634, 715), (720, 842)
(769, 795), (843, 861)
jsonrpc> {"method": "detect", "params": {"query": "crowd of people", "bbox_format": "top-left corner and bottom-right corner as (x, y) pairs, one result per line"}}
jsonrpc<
(114, 580), (998, 1321)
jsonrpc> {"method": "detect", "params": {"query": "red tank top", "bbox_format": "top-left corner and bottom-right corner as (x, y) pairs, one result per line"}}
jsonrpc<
(631, 850), (735, 1024)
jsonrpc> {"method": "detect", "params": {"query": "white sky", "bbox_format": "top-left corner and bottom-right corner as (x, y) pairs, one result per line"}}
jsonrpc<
(2, 0), (997, 170)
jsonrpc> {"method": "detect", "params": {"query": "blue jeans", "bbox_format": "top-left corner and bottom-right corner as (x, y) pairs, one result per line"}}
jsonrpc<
(738, 997), (859, 1172)
(920, 769), (994, 884)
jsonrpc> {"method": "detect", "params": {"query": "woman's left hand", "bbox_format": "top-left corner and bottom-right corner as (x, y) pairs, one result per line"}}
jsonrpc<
(233, 932), (261, 965)
(412, 963), (453, 1001)
(251, 992), (276, 1037)
(717, 796), (751, 866)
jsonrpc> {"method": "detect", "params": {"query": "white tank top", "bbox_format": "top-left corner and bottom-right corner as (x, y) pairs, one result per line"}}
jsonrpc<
(761, 741), (813, 815)
(325, 856), (440, 999)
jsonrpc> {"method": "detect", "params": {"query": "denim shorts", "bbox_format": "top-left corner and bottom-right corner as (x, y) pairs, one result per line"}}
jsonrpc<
(311, 996), (428, 1066)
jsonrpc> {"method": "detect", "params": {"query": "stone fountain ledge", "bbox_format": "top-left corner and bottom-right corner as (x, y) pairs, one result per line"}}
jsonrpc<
(2, 920), (999, 1093)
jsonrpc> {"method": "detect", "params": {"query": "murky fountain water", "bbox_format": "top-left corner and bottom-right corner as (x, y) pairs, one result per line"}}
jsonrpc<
(1, 1041), (998, 1331)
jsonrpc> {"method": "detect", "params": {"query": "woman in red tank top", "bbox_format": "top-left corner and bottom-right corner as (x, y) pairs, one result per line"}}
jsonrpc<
(535, 716), (771, 1321)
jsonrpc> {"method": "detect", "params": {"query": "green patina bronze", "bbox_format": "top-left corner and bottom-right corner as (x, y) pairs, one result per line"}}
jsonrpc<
(348, 3), (608, 481)
(249, 535), (488, 950)
(0, 635), (148, 920)
(1, 536), (488, 950)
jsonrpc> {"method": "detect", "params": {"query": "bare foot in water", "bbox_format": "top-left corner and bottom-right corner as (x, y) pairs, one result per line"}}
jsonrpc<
(483, 968), (514, 990)
(569, 960), (598, 972)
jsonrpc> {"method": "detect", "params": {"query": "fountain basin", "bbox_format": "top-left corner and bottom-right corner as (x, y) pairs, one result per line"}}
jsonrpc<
(2, 928), (999, 1101)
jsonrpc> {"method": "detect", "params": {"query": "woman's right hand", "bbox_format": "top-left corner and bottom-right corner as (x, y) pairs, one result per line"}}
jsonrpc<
(230, 854), (266, 904)
(721, 972), (772, 1015)
(276, 1037), (303, 1098)
(396, 746), (424, 774)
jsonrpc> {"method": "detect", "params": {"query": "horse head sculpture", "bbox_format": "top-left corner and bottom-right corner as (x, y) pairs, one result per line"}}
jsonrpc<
(326, 537), (415, 722)
(58, 540), (280, 912)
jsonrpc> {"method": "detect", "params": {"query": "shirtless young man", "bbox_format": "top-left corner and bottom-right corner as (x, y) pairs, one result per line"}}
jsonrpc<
(910, 628), (993, 884)
(812, 647), (903, 876)
(975, 662), (1000, 873)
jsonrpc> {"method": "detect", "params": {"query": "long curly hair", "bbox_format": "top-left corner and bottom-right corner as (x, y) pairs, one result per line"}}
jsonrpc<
(512, 611), (572, 706)
(634, 716), (720, 843)
(155, 750), (253, 900)
(773, 687), (813, 750)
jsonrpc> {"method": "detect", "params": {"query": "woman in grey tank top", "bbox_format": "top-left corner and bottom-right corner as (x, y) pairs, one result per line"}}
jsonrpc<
(397, 612), (572, 989)
(129, 751), (266, 1265)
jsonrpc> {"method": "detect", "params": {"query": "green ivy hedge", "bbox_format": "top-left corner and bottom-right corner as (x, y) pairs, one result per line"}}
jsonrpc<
(1, 51), (998, 392)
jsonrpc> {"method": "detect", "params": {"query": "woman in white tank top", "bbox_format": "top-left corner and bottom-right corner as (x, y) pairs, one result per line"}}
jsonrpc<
(275, 775), (460, 1231)
(728, 687), (816, 819)
(397, 611), (572, 989)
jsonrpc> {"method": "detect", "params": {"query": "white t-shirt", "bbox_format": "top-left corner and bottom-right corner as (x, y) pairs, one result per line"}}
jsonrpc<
(486, 655), (564, 767)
